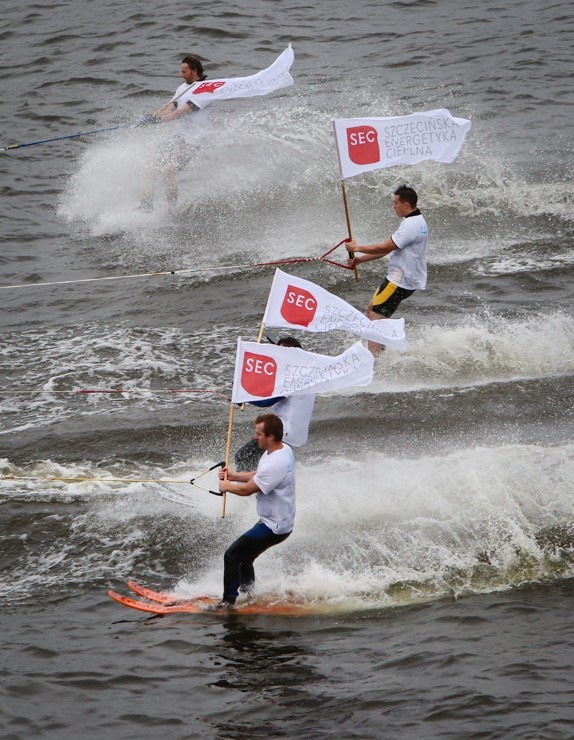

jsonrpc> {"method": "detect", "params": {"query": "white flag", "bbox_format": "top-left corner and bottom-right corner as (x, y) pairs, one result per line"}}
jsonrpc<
(185, 45), (294, 107)
(333, 108), (471, 180)
(263, 269), (407, 350)
(231, 339), (374, 403)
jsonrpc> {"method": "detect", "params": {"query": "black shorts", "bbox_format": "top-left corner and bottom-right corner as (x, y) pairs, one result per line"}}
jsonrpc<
(371, 279), (415, 317)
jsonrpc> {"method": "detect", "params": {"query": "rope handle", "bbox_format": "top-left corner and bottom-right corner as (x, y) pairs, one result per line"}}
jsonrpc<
(190, 460), (225, 497)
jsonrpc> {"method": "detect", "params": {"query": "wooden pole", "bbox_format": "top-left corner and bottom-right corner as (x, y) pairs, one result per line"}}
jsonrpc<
(341, 181), (359, 282)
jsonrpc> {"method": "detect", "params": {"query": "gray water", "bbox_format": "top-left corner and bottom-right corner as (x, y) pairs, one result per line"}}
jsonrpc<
(1, 0), (573, 737)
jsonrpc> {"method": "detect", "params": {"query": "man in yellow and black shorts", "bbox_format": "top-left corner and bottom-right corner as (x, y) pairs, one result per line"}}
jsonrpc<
(347, 185), (428, 355)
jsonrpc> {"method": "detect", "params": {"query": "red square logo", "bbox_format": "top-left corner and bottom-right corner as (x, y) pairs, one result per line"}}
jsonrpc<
(346, 125), (380, 165)
(280, 286), (318, 327)
(241, 352), (277, 397)
(192, 81), (226, 94)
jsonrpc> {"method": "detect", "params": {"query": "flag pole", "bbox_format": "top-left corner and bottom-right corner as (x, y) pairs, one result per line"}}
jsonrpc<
(332, 122), (358, 283)
(151, 82), (198, 118)
(341, 181), (359, 283)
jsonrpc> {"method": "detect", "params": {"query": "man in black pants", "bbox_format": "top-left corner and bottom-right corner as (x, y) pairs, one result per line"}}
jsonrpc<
(217, 413), (296, 609)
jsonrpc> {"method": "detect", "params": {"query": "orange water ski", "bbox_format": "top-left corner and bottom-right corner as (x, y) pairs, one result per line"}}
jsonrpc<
(127, 581), (212, 606)
(127, 581), (175, 603)
(108, 589), (317, 616)
(108, 589), (217, 614)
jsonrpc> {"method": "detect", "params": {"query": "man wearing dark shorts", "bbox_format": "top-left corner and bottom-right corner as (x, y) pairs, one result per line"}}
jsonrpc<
(347, 185), (428, 355)
(217, 413), (295, 609)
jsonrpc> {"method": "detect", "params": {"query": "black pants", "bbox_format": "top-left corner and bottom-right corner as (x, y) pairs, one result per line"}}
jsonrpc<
(223, 521), (291, 603)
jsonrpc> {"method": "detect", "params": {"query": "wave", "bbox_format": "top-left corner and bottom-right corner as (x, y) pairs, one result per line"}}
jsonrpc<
(1, 442), (572, 609)
(1, 310), (572, 436)
(367, 310), (574, 393)
(0, 322), (232, 435)
(278, 443), (574, 606)
(55, 82), (574, 267)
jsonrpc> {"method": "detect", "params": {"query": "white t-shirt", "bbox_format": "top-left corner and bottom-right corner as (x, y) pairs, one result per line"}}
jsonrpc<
(170, 82), (213, 142)
(388, 211), (428, 290)
(272, 394), (315, 448)
(253, 444), (296, 535)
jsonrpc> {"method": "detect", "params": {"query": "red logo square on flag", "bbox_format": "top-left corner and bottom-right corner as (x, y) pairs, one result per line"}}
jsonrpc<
(280, 286), (318, 327)
(346, 125), (380, 165)
(192, 81), (226, 95)
(241, 352), (277, 397)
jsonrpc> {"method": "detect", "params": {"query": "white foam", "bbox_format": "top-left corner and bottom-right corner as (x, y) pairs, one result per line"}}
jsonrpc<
(262, 443), (574, 606)
(174, 442), (574, 608)
(2, 310), (572, 435)
(53, 78), (573, 282)
(364, 310), (574, 393)
(0, 322), (232, 434)
(2, 441), (572, 607)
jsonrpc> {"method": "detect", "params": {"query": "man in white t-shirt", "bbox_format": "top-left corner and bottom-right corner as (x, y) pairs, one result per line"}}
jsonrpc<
(347, 185), (428, 355)
(217, 413), (296, 609)
(234, 336), (316, 471)
(140, 54), (213, 208)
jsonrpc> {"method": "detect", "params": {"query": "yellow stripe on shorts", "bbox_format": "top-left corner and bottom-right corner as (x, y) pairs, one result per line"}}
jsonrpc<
(372, 281), (398, 307)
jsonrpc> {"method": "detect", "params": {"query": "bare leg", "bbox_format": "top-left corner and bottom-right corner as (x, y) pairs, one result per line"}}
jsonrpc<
(163, 163), (179, 205)
(162, 137), (189, 206)
(138, 154), (160, 211)
(366, 302), (384, 356)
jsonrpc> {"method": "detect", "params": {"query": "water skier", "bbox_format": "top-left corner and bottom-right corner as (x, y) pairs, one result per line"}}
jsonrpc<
(347, 185), (428, 355)
(216, 413), (295, 610)
(140, 54), (213, 208)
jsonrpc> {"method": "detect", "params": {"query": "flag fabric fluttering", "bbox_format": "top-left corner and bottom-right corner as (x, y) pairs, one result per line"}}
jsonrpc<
(332, 108), (471, 180)
(231, 339), (374, 404)
(263, 269), (407, 350)
(186, 45), (294, 108)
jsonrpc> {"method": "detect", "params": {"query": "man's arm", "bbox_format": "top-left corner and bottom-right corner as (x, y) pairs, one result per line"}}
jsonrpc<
(218, 467), (260, 497)
(156, 100), (199, 122)
(347, 237), (397, 268)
